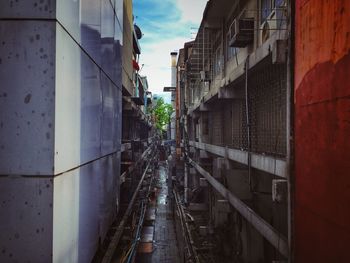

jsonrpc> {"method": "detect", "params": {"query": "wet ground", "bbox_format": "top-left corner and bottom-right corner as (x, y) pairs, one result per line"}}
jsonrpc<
(151, 162), (180, 263)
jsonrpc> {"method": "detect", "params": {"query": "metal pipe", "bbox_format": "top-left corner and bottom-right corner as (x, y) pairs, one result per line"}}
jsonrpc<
(188, 158), (289, 258)
(244, 56), (253, 192)
(126, 170), (155, 263)
(286, 0), (295, 261)
(120, 145), (154, 183)
(102, 152), (154, 263)
(184, 163), (189, 204)
(173, 190), (201, 263)
(126, 201), (146, 263)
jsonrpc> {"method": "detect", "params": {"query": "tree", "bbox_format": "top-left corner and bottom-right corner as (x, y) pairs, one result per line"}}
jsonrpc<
(151, 97), (174, 131)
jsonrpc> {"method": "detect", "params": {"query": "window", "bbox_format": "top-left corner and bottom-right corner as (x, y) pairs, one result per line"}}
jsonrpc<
(226, 33), (236, 61)
(274, 0), (285, 7)
(213, 46), (223, 76)
(261, 0), (272, 23)
(261, 0), (285, 23)
(212, 31), (223, 76)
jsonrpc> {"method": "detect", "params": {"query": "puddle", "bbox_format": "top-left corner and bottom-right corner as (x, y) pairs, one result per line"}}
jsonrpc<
(157, 164), (169, 205)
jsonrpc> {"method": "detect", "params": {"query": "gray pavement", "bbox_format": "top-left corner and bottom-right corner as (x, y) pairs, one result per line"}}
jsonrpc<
(151, 163), (180, 263)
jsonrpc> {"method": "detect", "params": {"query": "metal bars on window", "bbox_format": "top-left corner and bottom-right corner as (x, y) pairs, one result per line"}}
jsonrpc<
(231, 57), (287, 157)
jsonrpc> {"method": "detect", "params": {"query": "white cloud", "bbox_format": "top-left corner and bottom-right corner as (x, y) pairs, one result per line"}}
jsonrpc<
(176, 0), (208, 24)
(135, 0), (208, 95)
(139, 37), (190, 93)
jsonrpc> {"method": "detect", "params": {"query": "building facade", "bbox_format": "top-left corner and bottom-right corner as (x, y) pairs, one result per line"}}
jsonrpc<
(0, 1), (123, 262)
(178, 0), (291, 261)
(177, 0), (350, 262)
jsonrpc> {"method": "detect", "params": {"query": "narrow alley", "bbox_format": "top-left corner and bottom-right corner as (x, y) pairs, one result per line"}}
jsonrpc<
(1, 0), (350, 263)
(145, 163), (180, 263)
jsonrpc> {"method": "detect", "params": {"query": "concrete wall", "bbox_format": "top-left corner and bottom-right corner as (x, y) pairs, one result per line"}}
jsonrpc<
(0, 1), (123, 262)
(122, 0), (134, 96)
(295, 0), (350, 262)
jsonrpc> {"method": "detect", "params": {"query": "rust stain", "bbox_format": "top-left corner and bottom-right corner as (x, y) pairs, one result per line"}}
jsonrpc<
(295, 0), (350, 88)
(295, 0), (350, 262)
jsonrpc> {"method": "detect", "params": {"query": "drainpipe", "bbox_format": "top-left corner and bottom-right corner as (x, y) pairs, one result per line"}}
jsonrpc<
(184, 162), (188, 204)
(286, 0), (295, 261)
(244, 55), (253, 192)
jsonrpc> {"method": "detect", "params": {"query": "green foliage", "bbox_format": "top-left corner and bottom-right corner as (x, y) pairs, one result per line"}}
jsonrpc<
(151, 98), (174, 131)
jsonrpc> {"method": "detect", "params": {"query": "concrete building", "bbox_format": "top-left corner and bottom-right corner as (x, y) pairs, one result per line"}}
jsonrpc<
(120, 0), (155, 232)
(176, 0), (350, 262)
(170, 52), (178, 144)
(121, 0), (153, 145)
(177, 0), (291, 261)
(0, 1), (123, 262)
(1, 0), (349, 262)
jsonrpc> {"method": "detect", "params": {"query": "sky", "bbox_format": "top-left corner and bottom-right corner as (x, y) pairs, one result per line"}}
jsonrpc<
(134, 0), (208, 101)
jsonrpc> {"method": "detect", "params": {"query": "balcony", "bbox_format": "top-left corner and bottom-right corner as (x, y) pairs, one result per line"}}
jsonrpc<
(131, 74), (145, 105)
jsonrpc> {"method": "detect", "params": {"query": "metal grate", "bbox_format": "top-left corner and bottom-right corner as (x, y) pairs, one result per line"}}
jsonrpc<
(210, 110), (224, 146)
(230, 58), (287, 157)
(223, 101), (233, 148)
(248, 60), (287, 157)
(232, 96), (248, 150)
(187, 27), (213, 80)
(187, 26), (213, 106)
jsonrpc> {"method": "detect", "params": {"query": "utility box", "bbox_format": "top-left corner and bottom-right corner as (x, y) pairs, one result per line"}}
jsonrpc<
(229, 14), (255, 47)
(272, 40), (287, 64)
(213, 158), (226, 178)
(272, 179), (288, 203)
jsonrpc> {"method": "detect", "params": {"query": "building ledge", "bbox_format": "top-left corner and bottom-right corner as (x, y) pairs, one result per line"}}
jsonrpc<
(189, 157), (288, 258)
(189, 141), (287, 178)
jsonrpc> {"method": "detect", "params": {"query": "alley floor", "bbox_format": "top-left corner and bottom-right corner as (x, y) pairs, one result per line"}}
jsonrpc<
(151, 163), (180, 263)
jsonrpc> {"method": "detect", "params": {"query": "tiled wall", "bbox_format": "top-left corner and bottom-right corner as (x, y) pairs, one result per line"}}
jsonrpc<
(0, 1), (123, 262)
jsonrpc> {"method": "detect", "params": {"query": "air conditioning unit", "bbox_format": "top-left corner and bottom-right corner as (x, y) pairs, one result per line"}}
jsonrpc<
(229, 11), (254, 48)
(272, 179), (287, 203)
(260, 4), (287, 45)
(260, 10), (277, 45)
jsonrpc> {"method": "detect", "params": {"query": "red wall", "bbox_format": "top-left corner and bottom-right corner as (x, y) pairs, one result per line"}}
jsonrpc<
(295, 0), (350, 261)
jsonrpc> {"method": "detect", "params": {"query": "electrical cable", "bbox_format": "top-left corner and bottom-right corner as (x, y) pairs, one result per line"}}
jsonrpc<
(125, 201), (146, 263)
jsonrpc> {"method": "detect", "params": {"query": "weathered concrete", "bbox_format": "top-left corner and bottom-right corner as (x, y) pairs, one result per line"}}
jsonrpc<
(151, 164), (180, 263)
(295, 0), (350, 262)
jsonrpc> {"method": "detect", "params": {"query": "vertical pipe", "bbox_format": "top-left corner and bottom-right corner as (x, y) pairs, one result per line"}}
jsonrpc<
(286, 0), (295, 261)
(184, 163), (188, 204)
(170, 52), (178, 142)
(171, 52), (177, 87)
(244, 56), (252, 192)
